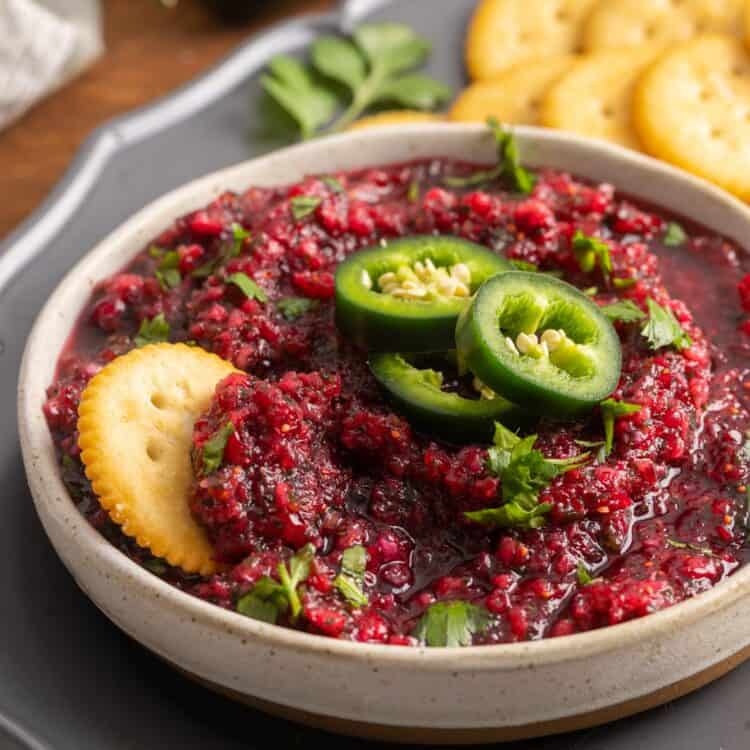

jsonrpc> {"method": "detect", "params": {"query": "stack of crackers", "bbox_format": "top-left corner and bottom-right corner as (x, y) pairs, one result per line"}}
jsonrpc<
(357, 0), (750, 203)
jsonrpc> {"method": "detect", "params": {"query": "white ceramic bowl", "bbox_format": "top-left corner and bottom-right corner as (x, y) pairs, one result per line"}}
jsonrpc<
(18, 125), (750, 743)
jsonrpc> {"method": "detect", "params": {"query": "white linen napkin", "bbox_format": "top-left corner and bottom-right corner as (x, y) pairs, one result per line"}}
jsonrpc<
(0, 0), (103, 130)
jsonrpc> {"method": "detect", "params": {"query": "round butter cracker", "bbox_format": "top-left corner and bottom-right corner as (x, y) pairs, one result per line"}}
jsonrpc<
(584, 0), (745, 51)
(633, 35), (750, 201)
(78, 343), (238, 575)
(450, 56), (576, 125)
(466, 0), (598, 80)
(540, 45), (664, 150)
(348, 111), (444, 130)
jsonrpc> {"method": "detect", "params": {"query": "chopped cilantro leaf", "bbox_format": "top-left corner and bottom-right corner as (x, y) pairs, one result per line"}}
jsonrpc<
(227, 272), (268, 303)
(134, 314), (170, 348)
(641, 298), (692, 351)
(277, 543), (315, 620)
(230, 223), (252, 257)
(663, 222), (687, 247)
(510, 260), (538, 272)
(613, 277), (637, 289)
(155, 248), (182, 291)
(572, 230), (612, 279)
(201, 422), (235, 475)
(321, 175), (344, 193)
(237, 576), (290, 624)
(666, 539), (717, 557)
(237, 545), (316, 624)
(413, 600), (490, 647)
(443, 118), (535, 193)
(599, 398), (641, 456)
(291, 195), (322, 220)
(407, 180), (420, 203)
(276, 296), (319, 320)
(143, 558), (168, 576)
(600, 299), (646, 323)
(334, 544), (368, 608)
(467, 423), (589, 529)
(576, 563), (593, 586)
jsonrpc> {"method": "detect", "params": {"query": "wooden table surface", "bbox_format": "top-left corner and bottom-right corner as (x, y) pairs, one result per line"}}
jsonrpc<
(0, 0), (333, 240)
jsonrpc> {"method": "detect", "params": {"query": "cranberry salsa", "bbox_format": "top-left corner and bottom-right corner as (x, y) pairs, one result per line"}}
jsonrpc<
(45, 144), (750, 647)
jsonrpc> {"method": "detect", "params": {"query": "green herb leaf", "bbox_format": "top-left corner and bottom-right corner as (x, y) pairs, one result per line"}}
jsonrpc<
(261, 55), (339, 140)
(290, 195), (323, 220)
(334, 545), (369, 608)
(407, 181), (420, 203)
(237, 576), (290, 624)
(276, 296), (319, 320)
(510, 260), (539, 272)
(353, 22), (431, 77)
(321, 175), (344, 193)
(227, 272), (268, 303)
(599, 398), (642, 456)
(155, 248), (182, 290)
(148, 245), (165, 258)
(576, 563), (593, 586)
(311, 36), (366, 92)
(277, 543), (316, 620)
(376, 73), (452, 109)
(613, 277), (637, 289)
(489, 118), (536, 195)
(641, 298), (692, 351)
(465, 502), (554, 530)
(583, 286), (598, 297)
(600, 299), (646, 323)
(666, 538), (717, 557)
(202, 422), (235, 475)
(444, 120), (535, 192)
(134, 314), (170, 347)
(443, 164), (504, 189)
(575, 439), (607, 463)
(413, 600), (489, 647)
(469, 423), (589, 529)
(663, 222), (687, 247)
(143, 558), (168, 576)
(230, 223), (251, 257)
(572, 230), (612, 279)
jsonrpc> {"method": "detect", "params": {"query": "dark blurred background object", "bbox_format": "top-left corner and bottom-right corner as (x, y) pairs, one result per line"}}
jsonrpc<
(0, 0), (333, 240)
(203, 0), (308, 23)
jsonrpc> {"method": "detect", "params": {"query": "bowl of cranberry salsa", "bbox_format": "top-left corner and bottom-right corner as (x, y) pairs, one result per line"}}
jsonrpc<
(18, 124), (750, 741)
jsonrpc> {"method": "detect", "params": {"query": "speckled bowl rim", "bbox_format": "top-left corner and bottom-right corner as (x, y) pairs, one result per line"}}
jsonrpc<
(18, 123), (750, 672)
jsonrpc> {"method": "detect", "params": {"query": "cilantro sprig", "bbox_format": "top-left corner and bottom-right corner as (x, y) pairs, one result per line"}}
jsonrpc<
(192, 223), (251, 279)
(201, 422), (235, 475)
(576, 563), (594, 586)
(572, 230), (612, 280)
(262, 23), (450, 140)
(227, 272), (268, 303)
(641, 298), (692, 351)
(277, 296), (319, 320)
(444, 118), (535, 194)
(334, 545), (369, 608)
(236, 544), (316, 624)
(600, 299), (646, 323)
(663, 222), (687, 247)
(134, 314), (170, 348)
(151, 248), (182, 291)
(465, 423), (589, 530)
(290, 195), (322, 221)
(413, 600), (489, 647)
(599, 398), (642, 457)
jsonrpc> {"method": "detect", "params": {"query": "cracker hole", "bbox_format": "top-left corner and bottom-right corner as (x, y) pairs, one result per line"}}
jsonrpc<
(710, 127), (723, 139)
(643, 24), (657, 39)
(151, 393), (167, 409)
(146, 441), (163, 462)
(555, 9), (568, 23)
(732, 66), (746, 78)
(698, 88), (711, 101)
(602, 105), (615, 119)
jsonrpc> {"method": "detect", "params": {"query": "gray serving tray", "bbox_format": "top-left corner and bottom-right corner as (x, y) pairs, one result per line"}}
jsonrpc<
(1, 1), (749, 748)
